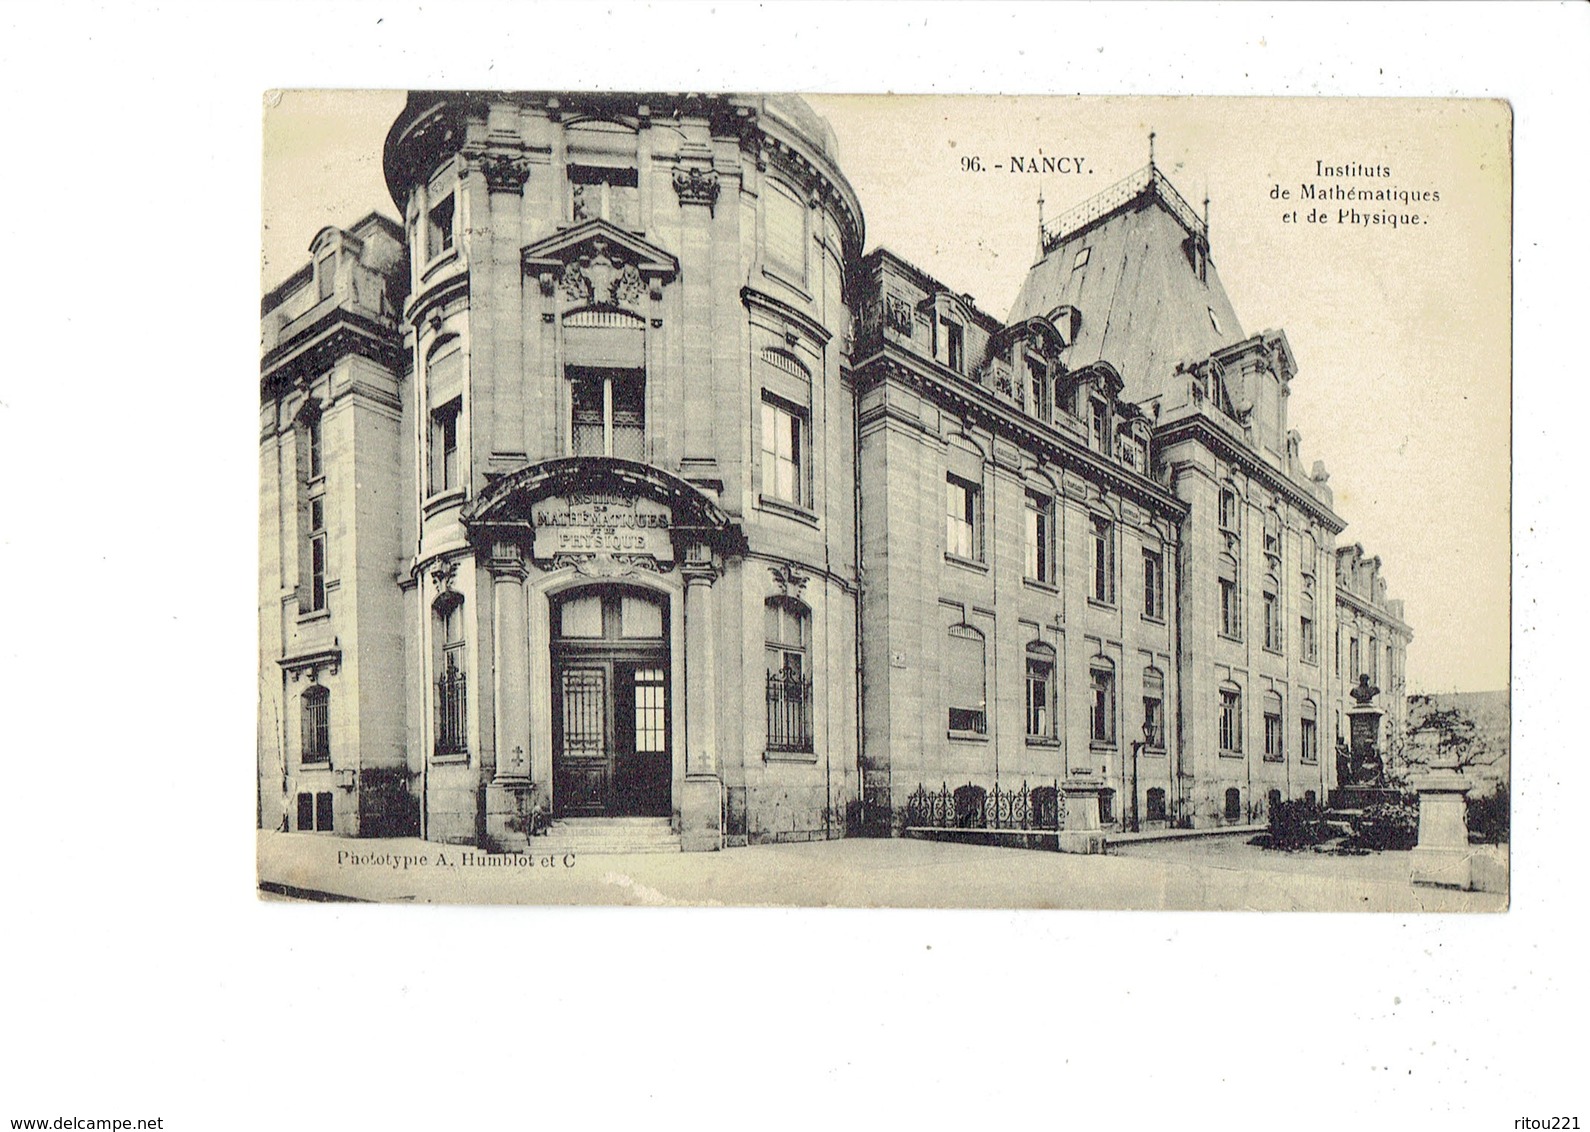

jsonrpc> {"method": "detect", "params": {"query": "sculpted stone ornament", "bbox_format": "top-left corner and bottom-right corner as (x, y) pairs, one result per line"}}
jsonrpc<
(883, 294), (914, 337)
(430, 558), (458, 594)
(1350, 674), (1380, 706)
(560, 238), (646, 308)
(474, 150), (531, 193)
(672, 166), (721, 212)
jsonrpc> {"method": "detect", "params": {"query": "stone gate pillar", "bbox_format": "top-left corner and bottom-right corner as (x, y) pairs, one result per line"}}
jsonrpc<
(680, 544), (723, 851)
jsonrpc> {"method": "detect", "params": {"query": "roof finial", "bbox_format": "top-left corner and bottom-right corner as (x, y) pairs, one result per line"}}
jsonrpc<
(1148, 130), (1156, 170)
(1035, 176), (1048, 261)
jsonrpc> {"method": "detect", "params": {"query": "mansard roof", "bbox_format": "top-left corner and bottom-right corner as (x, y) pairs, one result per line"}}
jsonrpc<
(1008, 164), (1245, 404)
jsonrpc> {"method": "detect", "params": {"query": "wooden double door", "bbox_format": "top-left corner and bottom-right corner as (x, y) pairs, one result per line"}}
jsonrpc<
(550, 589), (671, 818)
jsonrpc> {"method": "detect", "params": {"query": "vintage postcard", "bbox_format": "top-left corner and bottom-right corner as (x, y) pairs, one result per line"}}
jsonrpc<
(257, 92), (1510, 909)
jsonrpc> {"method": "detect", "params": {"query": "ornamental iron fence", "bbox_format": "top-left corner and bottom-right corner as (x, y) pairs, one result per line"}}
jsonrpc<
(904, 779), (1062, 833)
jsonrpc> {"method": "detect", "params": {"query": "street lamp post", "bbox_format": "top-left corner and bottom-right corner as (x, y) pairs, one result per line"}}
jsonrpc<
(1130, 718), (1155, 833)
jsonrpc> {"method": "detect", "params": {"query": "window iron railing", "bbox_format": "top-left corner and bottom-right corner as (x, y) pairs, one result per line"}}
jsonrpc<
(766, 669), (813, 752)
(435, 667), (468, 756)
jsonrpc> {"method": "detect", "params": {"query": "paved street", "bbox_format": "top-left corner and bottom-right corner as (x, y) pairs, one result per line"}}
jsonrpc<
(258, 831), (1506, 912)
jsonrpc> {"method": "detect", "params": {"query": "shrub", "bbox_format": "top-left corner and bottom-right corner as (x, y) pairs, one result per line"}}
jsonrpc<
(1467, 783), (1510, 844)
(1345, 799), (1420, 851)
(1253, 799), (1338, 851)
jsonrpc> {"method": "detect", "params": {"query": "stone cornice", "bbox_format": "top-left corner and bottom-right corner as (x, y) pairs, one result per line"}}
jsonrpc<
(852, 344), (1188, 521)
(1154, 413), (1346, 533)
(261, 310), (405, 400)
(1335, 586), (1413, 638)
(405, 267), (472, 332)
(740, 286), (834, 348)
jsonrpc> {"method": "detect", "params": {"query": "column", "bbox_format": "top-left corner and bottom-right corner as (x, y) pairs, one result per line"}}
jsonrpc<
(680, 544), (723, 851)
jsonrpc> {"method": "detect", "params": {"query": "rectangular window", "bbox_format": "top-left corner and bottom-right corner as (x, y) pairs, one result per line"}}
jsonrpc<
(306, 415), (323, 479)
(568, 368), (645, 460)
(1090, 666), (1116, 746)
(570, 165), (639, 228)
(1025, 656), (1053, 739)
(429, 398), (461, 495)
(1219, 488), (1239, 532)
(1264, 589), (1283, 652)
(761, 398), (806, 507)
(307, 497), (326, 613)
(944, 320), (965, 374)
(1091, 517), (1115, 604)
(315, 791), (335, 832)
(297, 793), (314, 832)
(634, 667), (669, 754)
(1024, 492), (1053, 583)
(1264, 708), (1284, 761)
(1301, 615), (1317, 663)
(1350, 637), (1362, 681)
(1143, 548), (1164, 620)
(946, 475), (981, 562)
(1143, 667), (1166, 749)
(1219, 688), (1243, 753)
(765, 182), (806, 277)
(427, 193), (455, 259)
(1301, 717), (1319, 764)
(1143, 694), (1164, 750)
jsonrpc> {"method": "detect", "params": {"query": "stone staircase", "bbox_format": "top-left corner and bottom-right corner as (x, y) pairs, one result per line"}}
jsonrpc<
(543, 817), (681, 855)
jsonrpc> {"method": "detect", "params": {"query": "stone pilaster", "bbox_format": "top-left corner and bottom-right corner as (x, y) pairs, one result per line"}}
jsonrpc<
(680, 545), (723, 851)
(485, 542), (534, 851)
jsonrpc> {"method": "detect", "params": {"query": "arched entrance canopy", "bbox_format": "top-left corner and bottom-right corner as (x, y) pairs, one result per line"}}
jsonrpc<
(462, 456), (748, 565)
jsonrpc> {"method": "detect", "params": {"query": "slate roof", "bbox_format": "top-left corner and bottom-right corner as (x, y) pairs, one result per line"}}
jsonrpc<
(1008, 166), (1246, 406)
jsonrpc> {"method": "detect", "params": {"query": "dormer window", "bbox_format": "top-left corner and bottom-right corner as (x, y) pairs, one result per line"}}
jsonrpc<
(570, 165), (638, 228)
(944, 320), (965, 374)
(316, 250), (336, 301)
(1027, 355), (1050, 420)
(1072, 247), (1090, 271)
(1091, 397), (1111, 454)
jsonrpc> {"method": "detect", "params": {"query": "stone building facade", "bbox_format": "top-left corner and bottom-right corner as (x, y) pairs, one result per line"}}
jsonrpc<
(259, 93), (1411, 850)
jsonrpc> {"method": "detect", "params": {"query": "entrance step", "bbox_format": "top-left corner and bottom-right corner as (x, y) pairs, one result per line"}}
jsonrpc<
(544, 817), (680, 855)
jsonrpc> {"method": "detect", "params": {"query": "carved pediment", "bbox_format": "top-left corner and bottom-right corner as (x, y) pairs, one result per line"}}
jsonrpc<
(521, 220), (679, 310)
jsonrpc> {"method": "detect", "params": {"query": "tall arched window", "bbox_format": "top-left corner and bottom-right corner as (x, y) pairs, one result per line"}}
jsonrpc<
(1301, 699), (1319, 764)
(434, 594), (468, 757)
(1219, 680), (1243, 754)
(1263, 573), (1283, 652)
(946, 624), (987, 735)
(301, 685), (330, 764)
(765, 597), (812, 752)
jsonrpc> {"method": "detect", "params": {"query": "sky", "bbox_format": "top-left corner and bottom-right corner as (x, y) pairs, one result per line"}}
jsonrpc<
(263, 91), (1511, 694)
